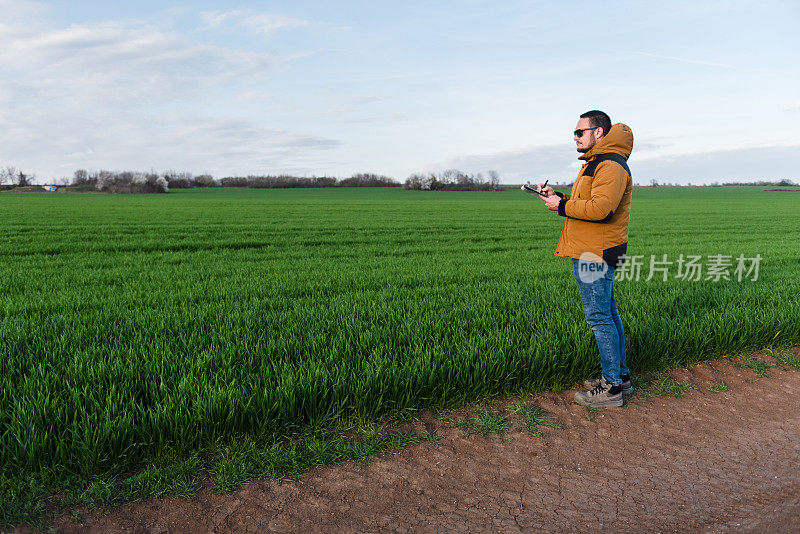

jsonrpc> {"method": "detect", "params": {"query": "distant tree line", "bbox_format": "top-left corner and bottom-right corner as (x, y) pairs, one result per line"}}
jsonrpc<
(214, 173), (399, 188)
(403, 169), (502, 191)
(4, 163), (797, 193)
(66, 170), (400, 193)
(721, 179), (797, 187)
(649, 178), (798, 187)
(218, 175), (336, 188)
(72, 170), (169, 193)
(159, 172), (216, 189)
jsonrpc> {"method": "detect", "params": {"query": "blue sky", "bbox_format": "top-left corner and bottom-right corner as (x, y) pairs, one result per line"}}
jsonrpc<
(1, 0), (798, 184)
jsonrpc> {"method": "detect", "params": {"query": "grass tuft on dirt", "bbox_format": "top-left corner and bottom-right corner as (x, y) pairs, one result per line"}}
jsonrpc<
(635, 376), (694, 400)
(707, 380), (728, 393)
(510, 403), (559, 436)
(776, 352), (800, 370)
(475, 411), (510, 436)
(732, 356), (775, 377)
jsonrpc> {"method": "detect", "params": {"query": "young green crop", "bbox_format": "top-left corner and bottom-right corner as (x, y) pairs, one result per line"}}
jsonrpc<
(1, 186), (798, 524)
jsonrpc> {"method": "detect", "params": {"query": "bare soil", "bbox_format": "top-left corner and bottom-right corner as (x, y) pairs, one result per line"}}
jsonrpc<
(41, 350), (800, 533)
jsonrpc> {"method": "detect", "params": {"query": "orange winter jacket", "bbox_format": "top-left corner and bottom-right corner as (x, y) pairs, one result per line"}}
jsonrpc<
(554, 123), (634, 266)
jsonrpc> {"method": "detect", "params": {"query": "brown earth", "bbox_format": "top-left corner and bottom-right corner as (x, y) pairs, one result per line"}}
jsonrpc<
(41, 350), (800, 533)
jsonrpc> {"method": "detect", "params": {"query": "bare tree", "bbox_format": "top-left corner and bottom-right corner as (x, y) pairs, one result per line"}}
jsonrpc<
(404, 169), (503, 191)
(487, 170), (500, 190)
(339, 173), (399, 187)
(1, 166), (17, 185)
(193, 174), (216, 187)
(73, 169), (91, 185)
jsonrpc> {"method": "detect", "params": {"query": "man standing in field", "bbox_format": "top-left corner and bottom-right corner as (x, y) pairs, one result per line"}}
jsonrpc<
(536, 110), (634, 408)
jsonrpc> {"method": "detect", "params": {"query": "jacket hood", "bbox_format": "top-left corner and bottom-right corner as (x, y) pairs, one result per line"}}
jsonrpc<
(579, 123), (634, 161)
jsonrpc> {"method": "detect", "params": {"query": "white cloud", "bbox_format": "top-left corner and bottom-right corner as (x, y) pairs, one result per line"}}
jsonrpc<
(3, 111), (340, 176)
(236, 89), (272, 102)
(334, 113), (408, 124)
(200, 10), (311, 35)
(0, 6), (339, 178)
(633, 51), (733, 68)
(0, 0), (45, 20)
(347, 95), (389, 105)
(314, 94), (395, 121)
(0, 20), (282, 105)
(316, 107), (353, 118)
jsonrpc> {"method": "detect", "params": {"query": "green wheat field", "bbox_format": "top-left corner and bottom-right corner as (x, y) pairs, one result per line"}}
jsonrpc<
(2, 186), (799, 523)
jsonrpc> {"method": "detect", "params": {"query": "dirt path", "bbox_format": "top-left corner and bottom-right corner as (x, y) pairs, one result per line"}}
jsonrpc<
(51, 352), (800, 533)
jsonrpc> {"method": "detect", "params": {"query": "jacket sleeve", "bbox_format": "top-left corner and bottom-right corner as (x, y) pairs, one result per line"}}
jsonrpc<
(554, 192), (571, 200)
(559, 162), (626, 221)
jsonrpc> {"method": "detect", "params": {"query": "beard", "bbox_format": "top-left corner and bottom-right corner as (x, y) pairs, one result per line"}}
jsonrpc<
(576, 133), (596, 153)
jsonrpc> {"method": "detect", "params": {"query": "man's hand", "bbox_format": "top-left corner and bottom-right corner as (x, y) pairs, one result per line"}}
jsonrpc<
(540, 193), (561, 211)
(537, 184), (555, 197)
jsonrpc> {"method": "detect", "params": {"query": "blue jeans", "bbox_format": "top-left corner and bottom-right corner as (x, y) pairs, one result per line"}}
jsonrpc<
(572, 258), (630, 386)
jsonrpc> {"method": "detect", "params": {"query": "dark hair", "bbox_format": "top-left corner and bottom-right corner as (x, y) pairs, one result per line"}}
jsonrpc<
(580, 110), (612, 137)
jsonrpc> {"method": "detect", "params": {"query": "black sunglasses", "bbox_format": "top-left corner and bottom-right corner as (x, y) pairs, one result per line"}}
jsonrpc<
(573, 127), (598, 137)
